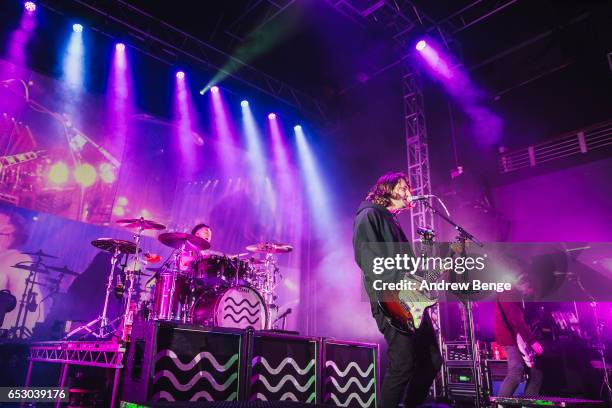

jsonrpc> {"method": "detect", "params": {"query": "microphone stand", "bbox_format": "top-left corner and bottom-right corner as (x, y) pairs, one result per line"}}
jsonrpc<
(420, 199), (485, 408)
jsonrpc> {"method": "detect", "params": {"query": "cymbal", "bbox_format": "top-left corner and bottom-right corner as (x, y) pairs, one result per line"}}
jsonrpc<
(47, 265), (79, 276)
(116, 217), (166, 231)
(158, 232), (211, 251)
(92, 238), (137, 254)
(11, 262), (49, 274)
(246, 242), (293, 254)
(21, 250), (58, 259)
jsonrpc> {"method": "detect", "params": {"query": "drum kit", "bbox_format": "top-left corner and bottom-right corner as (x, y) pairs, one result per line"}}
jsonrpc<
(64, 217), (293, 341)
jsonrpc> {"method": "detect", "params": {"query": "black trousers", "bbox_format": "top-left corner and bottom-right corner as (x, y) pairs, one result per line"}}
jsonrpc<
(374, 307), (442, 408)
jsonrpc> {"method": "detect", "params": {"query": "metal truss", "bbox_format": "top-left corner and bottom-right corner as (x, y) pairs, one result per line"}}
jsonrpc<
(403, 66), (435, 236)
(436, 0), (520, 34)
(326, 0), (440, 240)
(29, 341), (125, 368)
(224, 0), (298, 43)
(38, 0), (327, 122)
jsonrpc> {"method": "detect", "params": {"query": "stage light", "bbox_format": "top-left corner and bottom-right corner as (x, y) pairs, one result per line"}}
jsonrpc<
(74, 163), (97, 187)
(294, 125), (302, 131)
(176, 71), (185, 80)
(241, 100), (249, 107)
(115, 43), (125, 52)
(112, 206), (125, 217)
(24, 1), (36, 12)
(99, 163), (116, 183)
(210, 86), (219, 94)
(415, 40), (427, 51)
(47, 162), (69, 185)
(72, 23), (83, 33)
(268, 113), (276, 120)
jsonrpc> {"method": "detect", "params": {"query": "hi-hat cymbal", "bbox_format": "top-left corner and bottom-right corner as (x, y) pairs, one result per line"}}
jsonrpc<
(21, 250), (58, 259)
(158, 232), (211, 251)
(11, 262), (49, 274)
(246, 242), (293, 254)
(116, 217), (166, 231)
(92, 238), (137, 254)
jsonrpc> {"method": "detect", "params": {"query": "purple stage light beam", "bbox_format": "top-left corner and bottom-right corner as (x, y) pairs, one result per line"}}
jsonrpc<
(241, 101), (267, 181)
(174, 71), (199, 175)
(294, 126), (334, 233)
(210, 87), (238, 172)
(62, 24), (85, 90)
(106, 40), (133, 167)
(6, 5), (37, 70)
(415, 38), (502, 144)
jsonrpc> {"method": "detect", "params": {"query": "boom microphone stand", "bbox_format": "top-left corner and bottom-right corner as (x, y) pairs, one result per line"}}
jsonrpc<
(419, 199), (485, 408)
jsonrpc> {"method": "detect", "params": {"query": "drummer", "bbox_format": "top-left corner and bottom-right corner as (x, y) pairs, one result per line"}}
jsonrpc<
(178, 223), (221, 271)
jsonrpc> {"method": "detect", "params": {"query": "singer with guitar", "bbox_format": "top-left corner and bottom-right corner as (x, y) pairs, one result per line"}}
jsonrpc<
(353, 172), (442, 408)
(495, 273), (544, 396)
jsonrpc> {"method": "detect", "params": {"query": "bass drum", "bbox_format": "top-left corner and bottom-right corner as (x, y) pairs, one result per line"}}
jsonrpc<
(191, 286), (267, 330)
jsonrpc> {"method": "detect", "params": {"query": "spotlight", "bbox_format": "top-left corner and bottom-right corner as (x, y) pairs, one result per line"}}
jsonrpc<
(74, 163), (97, 187)
(47, 162), (69, 185)
(210, 86), (219, 94)
(294, 125), (302, 131)
(241, 100), (249, 107)
(99, 163), (116, 184)
(115, 43), (125, 52)
(415, 40), (427, 51)
(24, 1), (36, 12)
(176, 71), (185, 80)
(199, 89), (206, 95)
(268, 113), (276, 120)
(72, 23), (83, 33)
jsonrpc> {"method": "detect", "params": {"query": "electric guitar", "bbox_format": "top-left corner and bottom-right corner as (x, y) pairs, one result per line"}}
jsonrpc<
(378, 236), (465, 334)
(516, 333), (536, 368)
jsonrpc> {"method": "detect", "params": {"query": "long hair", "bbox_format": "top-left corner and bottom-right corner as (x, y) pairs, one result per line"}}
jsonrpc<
(365, 172), (410, 207)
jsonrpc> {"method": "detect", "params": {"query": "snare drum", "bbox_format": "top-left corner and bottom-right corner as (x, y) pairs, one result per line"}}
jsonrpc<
(191, 285), (267, 330)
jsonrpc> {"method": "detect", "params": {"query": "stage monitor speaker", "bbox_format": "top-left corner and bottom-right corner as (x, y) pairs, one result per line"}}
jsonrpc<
(321, 339), (379, 408)
(245, 332), (319, 403)
(121, 321), (246, 403)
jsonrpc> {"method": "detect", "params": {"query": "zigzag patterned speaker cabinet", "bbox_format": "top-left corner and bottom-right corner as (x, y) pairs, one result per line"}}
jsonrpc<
(244, 332), (320, 403)
(121, 321), (245, 403)
(321, 339), (379, 408)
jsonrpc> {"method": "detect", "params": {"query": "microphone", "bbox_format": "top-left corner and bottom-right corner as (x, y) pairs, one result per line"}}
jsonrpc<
(410, 194), (434, 202)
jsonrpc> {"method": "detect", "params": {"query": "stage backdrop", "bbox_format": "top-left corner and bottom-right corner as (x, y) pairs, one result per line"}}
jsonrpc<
(0, 58), (305, 336)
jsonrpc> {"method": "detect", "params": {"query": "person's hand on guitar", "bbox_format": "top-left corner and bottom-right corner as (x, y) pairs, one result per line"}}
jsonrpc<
(530, 340), (544, 355)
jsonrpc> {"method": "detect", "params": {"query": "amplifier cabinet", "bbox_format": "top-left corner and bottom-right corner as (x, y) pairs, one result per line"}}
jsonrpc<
(321, 339), (379, 408)
(245, 331), (320, 403)
(121, 321), (246, 403)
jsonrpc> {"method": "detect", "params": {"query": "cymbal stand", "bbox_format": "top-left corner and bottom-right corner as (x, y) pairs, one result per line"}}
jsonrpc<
(121, 224), (145, 336)
(64, 247), (121, 339)
(10, 254), (45, 339)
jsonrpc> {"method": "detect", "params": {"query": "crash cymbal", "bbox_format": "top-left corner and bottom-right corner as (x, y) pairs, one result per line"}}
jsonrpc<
(116, 217), (166, 231)
(245, 242), (293, 254)
(47, 265), (79, 276)
(158, 232), (211, 251)
(91, 238), (137, 254)
(21, 249), (58, 259)
(11, 262), (49, 274)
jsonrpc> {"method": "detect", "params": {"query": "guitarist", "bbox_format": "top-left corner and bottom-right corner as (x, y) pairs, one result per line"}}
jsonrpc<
(353, 172), (441, 408)
(495, 273), (544, 396)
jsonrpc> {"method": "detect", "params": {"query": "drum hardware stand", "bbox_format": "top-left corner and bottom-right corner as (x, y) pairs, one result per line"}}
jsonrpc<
(9, 254), (46, 340)
(570, 267), (612, 401)
(420, 199), (485, 407)
(273, 307), (292, 330)
(64, 247), (122, 340)
(121, 224), (145, 336)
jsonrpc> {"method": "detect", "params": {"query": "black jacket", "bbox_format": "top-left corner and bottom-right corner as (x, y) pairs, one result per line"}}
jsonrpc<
(353, 201), (414, 307)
